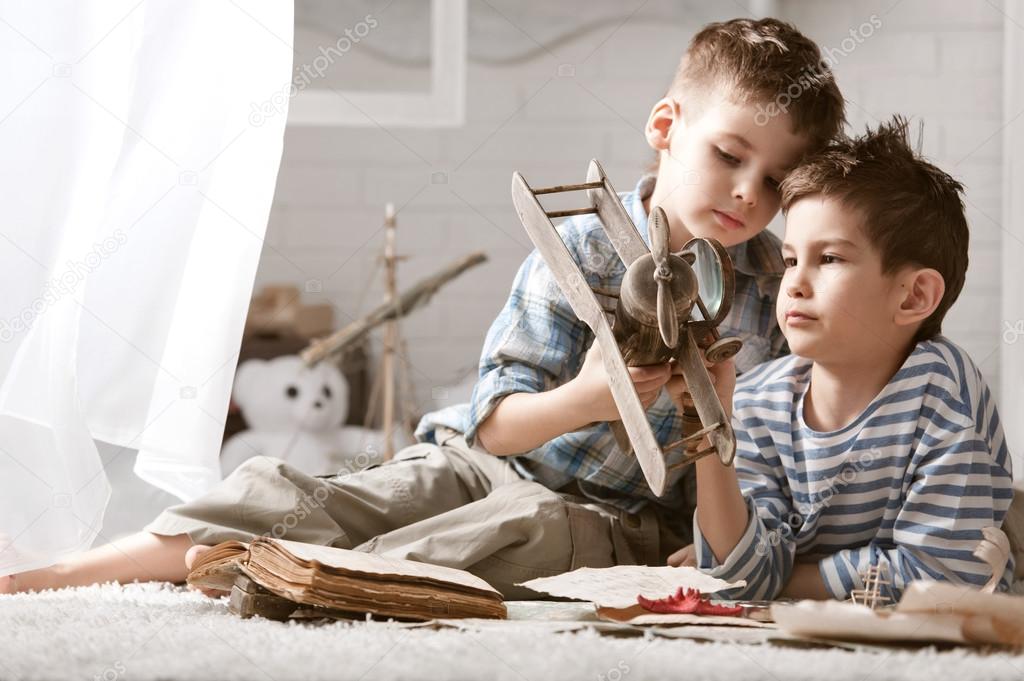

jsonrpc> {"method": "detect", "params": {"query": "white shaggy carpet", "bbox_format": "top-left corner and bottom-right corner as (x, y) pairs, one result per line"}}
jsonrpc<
(2, 583), (1024, 681)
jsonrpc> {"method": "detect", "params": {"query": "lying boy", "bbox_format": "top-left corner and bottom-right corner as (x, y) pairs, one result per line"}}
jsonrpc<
(1, 18), (845, 597)
(680, 117), (1013, 601)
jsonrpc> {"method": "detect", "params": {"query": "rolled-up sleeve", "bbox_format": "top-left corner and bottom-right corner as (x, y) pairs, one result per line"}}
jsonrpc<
(693, 424), (798, 600)
(463, 247), (592, 447)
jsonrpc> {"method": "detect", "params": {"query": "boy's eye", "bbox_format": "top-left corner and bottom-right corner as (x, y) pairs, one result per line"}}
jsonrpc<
(822, 254), (843, 264)
(782, 257), (797, 267)
(714, 147), (740, 164)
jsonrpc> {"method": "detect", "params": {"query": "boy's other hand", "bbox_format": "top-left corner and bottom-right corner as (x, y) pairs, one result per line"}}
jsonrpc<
(569, 342), (670, 422)
(665, 356), (736, 417)
(667, 544), (697, 567)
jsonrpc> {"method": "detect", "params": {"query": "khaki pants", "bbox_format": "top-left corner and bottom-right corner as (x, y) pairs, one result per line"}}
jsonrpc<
(146, 428), (690, 599)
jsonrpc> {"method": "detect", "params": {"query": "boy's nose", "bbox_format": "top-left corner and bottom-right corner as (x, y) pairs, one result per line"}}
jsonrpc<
(785, 282), (809, 298)
(732, 180), (757, 208)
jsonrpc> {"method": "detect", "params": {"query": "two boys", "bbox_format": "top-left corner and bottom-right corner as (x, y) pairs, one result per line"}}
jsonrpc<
(6, 17), (1007, 601)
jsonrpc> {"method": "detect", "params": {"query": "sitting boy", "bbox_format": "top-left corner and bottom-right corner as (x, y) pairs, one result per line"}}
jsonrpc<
(1, 18), (845, 597)
(680, 117), (1013, 601)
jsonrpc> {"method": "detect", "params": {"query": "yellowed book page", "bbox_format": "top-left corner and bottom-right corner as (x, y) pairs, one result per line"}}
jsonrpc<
(186, 541), (249, 591)
(519, 566), (745, 609)
(264, 538), (501, 597)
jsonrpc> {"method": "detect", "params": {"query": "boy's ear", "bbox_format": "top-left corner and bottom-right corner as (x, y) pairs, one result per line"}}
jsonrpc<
(645, 97), (682, 152)
(894, 267), (945, 328)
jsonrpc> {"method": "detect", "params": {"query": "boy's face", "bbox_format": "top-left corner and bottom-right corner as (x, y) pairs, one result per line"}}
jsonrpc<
(778, 196), (908, 364)
(647, 96), (810, 250)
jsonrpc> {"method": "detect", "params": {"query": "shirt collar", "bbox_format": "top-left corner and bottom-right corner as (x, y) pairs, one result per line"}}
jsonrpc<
(625, 175), (655, 250)
(632, 174), (784, 299)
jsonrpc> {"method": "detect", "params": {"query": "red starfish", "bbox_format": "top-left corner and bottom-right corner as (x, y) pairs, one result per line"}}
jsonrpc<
(636, 587), (743, 616)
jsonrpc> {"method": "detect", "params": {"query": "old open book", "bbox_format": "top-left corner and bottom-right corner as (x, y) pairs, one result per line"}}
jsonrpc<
(187, 537), (507, 621)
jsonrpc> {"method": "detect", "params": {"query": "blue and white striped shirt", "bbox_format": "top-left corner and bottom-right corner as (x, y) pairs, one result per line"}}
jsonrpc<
(694, 337), (1014, 600)
(416, 175), (787, 512)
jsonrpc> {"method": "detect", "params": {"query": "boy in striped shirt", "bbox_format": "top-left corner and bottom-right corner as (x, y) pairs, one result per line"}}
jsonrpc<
(673, 117), (1013, 600)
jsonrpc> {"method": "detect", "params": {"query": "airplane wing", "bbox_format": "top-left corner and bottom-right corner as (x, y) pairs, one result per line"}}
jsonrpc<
(511, 171), (668, 495)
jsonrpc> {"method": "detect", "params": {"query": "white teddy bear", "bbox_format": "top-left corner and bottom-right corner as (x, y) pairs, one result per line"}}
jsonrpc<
(220, 355), (411, 477)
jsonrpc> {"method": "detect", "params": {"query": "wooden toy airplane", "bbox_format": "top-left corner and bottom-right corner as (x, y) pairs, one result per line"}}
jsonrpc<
(511, 159), (742, 495)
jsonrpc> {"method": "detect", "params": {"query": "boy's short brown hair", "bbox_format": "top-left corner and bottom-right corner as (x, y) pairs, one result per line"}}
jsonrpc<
(779, 116), (969, 344)
(670, 18), (847, 152)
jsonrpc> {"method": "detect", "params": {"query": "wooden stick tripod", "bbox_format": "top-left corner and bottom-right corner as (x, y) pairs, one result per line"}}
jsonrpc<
(300, 207), (488, 461)
(361, 204), (419, 459)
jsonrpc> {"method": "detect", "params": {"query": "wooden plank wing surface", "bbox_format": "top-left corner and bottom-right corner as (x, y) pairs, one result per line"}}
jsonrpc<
(585, 159), (648, 267)
(676, 326), (735, 465)
(511, 172), (667, 495)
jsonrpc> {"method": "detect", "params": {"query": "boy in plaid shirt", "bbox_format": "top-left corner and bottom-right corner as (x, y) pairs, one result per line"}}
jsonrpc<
(5, 18), (846, 598)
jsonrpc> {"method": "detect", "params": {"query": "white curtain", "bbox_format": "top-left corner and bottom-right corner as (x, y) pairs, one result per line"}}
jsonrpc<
(0, 0), (293, 574)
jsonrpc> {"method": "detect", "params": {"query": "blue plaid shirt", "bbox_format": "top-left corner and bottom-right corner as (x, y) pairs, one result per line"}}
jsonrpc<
(416, 175), (787, 512)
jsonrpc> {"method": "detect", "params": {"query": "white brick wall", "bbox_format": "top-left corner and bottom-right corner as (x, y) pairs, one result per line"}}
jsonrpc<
(783, 0), (1006, 392)
(257, 0), (1007, 415)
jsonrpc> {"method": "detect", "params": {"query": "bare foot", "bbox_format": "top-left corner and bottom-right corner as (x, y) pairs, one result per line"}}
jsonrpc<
(0, 532), (196, 594)
(184, 544), (229, 598)
(0, 534), (25, 593)
(0, 566), (58, 594)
